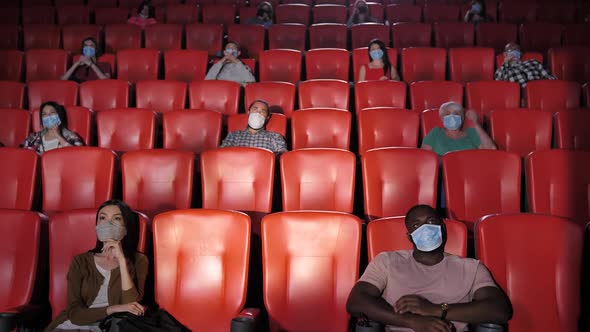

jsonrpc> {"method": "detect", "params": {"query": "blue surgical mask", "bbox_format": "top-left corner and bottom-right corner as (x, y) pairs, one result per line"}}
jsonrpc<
(82, 46), (96, 57)
(443, 114), (462, 130)
(42, 114), (61, 129)
(369, 49), (384, 61)
(224, 49), (239, 57)
(471, 3), (483, 14)
(411, 224), (443, 252)
(506, 50), (521, 61)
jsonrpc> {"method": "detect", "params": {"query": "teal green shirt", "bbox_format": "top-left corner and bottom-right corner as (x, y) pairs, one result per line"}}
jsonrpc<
(422, 127), (481, 156)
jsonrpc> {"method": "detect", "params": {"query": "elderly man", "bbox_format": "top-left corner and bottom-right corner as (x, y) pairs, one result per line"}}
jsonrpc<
(347, 205), (512, 332)
(494, 42), (555, 88)
(421, 102), (496, 157)
(220, 100), (287, 154)
(205, 41), (255, 86)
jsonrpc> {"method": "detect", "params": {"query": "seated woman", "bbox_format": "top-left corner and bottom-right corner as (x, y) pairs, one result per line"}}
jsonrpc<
(358, 39), (400, 82)
(205, 41), (256, 86)
(45, 200), (149, 332)
(246, 1), (274, 28)
(421, 102), (496, 156)
(127, 1), (157, 29)
(347, 0), (380, 27)
(463, 0), (492, 23)
(22, 101), (83, 155)
(61, 37), (111, 83)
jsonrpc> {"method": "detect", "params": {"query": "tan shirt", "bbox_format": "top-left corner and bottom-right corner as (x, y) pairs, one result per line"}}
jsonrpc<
(45, 252), (149, 331)
(359, 250), (497, 332)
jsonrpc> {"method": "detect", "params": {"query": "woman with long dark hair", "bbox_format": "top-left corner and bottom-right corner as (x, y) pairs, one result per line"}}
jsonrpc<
(61, 37), (111, 83)
(358, 39), (400, 82)
(45, 200), (149, 331)
(128, 1), (157, 29)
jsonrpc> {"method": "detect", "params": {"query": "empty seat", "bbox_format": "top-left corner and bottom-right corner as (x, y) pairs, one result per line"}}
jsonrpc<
(268, 23), (307, 52)
(465, 81), (520, 115)
(536, 3), (575, 24)
(79, 79), (129, 112)
(201, 147), (275, 213)
(122, 150), (194, 218)
(118, 0), (144, 8)
(313, 4), (347, 24)
(0, 108), (29, 150)
(355, 80), (406, 112)
(548, 47), (590, 84)
(56, 0), (89, 6)
(186, 24), (224, 57)
(475, 23), (517, 53)
(0, 148), (38, 209)
(88, 0), (118, 7)
(0, 50), (23, 82)
(298, 79), (349, 109)
(304, 48), (349, 80)
(162, 110), (221, 153)
(188, 80), (240, 116)
(358, 109), (419, 155)
(30, 106), (92, 145)
(117, 49), (160, 83)
(262, 211), (361, 332)
(525, 80), (580, 112)
(555, 111), (590, 151)
(519, 23), (563, 53)
(410, 81), (463, 112)
(244, 81), (296, 118)
(489, 109), (552, 157)
(443, 149), (521, 229)
(96, 109), (156, 152)
(23, 0), (53, 6)
(23, 24), (60, 50)
(276, 4), (310, 25)
(423, 3), (460, 23)
(309, 23), (348, 49)
(434, 22), (474, 48)
(57, 5), (90, 25)
(136, 80), (186, 113)
(27, 80), (78, 110)
(476, 213), (583, 332)
(448, 47), (494, 83)
(23, 6), (56, 24)
(259, 49), (302, 84)
(165, 4), (199, 24)
(350, 23), (390, 50)
(0, 24), (20, 49)
(202, 4), (236, 26)
(401, 47), (446, 83)
(152, 209), (251, 331)
(0, 81), (24, 109)
(144, 24), (182, 51)
(499, 2), (536, 24)
(227, 24), (266, 59)
(368, 216), (467, 259)
(386, 4), (422, 23)
(352, 46), (398, 82)
(41, 147), (116, 215)
(164, 50), (208, 83)
(25, 49), (68, 82)
(104, 24), (142, 53)
(392, 23), (432, 49)
(291, 108), (351, 150)
(0, 8), (20, 25)
(61, 24), (102, 54)
(526, 150), (590, 224)
(95, 7), (130, 25)
(563, 24), (590, 47)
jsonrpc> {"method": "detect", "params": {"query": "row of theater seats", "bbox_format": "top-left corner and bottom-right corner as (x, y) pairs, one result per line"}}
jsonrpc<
(1, 78), (587, 114)
(1, 208), (584, 331)
(4, 0), (590, 26)
(2, 21), (589, 54)
(2, 146), (590, 227)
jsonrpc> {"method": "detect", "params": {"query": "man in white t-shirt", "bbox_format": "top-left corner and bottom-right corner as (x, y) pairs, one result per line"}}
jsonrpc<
(347, 205), (512, 332)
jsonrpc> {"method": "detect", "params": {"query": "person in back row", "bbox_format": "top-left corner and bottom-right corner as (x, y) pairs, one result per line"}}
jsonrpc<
(347, 204), (512, 332)
(205, 41), (256, 87)
(463, 0), (493, 23)
(247, 1), (274, 28)
(62, 37), (111, 83)
(358, 39), (400, 82)
(127, 1), (157, 29)
(348, 0), (381, 27)
(421, 102), (496, 157)
(494, 42), (555, 88)
(221, 100), (287, 154)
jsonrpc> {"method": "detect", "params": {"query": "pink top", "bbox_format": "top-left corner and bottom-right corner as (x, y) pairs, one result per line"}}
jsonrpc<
(127, 16), (157, 29)
(359, 250), (498, 332)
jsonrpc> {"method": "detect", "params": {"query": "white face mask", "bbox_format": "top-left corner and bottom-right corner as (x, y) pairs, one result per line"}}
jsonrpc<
(96, 220), (127, 242)
(248, 112), (266, 130)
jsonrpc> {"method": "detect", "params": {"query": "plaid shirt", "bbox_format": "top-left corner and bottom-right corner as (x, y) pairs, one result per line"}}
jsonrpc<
(21, 128), (83, 154)
(220, 129), (287, 154)
(494, 59), (555, 88)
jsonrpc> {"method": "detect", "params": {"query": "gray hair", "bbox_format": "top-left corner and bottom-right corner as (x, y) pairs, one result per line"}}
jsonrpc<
(438, 101), (463, 116)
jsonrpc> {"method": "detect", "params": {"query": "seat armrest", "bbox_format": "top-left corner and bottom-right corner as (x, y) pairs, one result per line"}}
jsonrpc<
(230, 308), (260, 332)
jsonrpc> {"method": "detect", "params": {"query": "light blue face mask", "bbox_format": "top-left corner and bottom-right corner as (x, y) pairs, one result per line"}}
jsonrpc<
(369, 49), (384, 61)
(471, 3), (483, 14)
(224, 49), (239, 57)
(506, 50), (521, 61)
(82, 46), (96, 57)
(411, 224), (443, 252)
(443, 114), (462, 130)
(42, 114), (61, 129)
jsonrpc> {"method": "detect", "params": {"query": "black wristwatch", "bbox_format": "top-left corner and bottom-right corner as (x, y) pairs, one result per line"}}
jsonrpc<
(440, 303), (449, 320)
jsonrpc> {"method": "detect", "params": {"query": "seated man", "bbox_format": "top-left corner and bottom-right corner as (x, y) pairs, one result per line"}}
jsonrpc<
(494, 42), (555, 88)
(205, 41), (256, 87)
(347, 205), (512, 332)
(220, 100), (287, 154)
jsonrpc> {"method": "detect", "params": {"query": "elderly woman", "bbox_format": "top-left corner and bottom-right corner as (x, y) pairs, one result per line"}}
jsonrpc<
(358, 39), (400, 82)
(61, 37), (111, 83)
(421, 102), (496, 156)
(45, 200), (148, 331)
(22, 101), (83, 155)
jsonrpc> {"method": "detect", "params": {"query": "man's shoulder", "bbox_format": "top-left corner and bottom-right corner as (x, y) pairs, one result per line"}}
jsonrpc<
(444, 253), (481, 269)
(374, 250), (413, 263)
